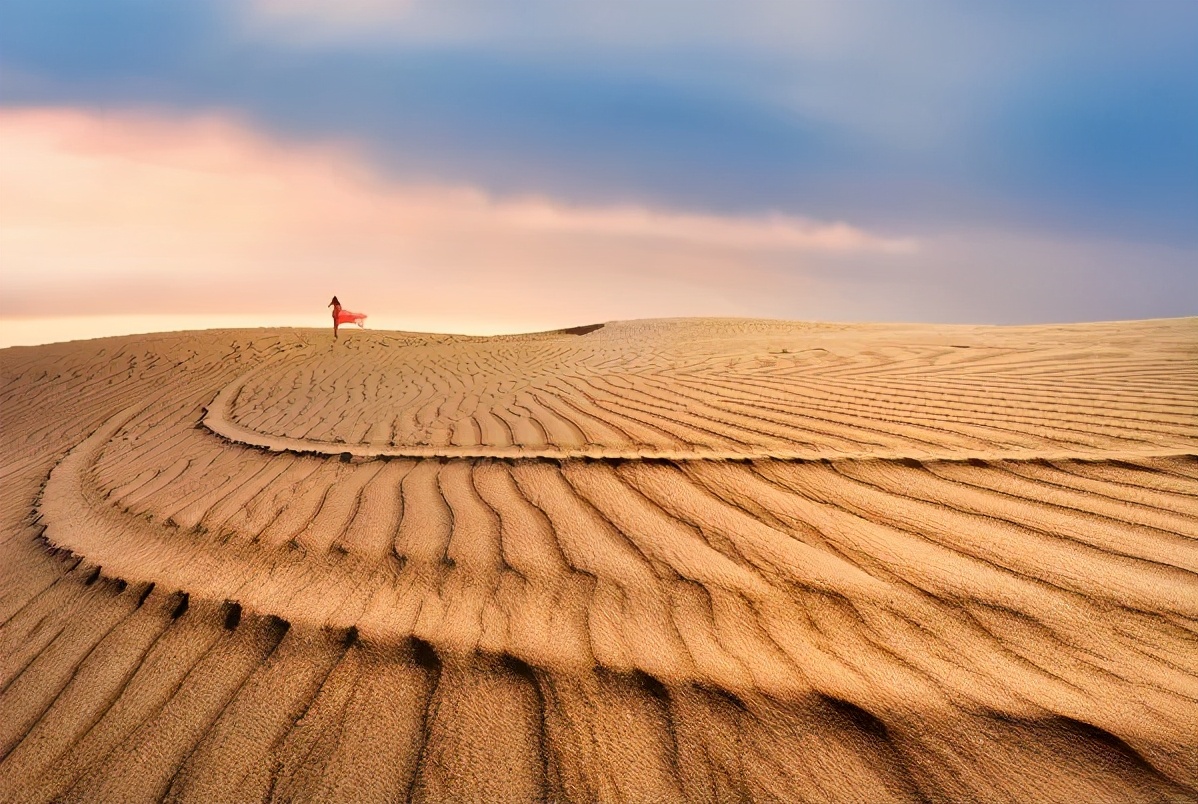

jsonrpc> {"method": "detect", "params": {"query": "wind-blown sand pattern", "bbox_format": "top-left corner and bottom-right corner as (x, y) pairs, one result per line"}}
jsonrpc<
(1, 317), (1196, 803)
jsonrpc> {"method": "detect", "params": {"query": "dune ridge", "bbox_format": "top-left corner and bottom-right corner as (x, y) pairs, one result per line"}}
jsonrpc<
(1, 318), (1196, 802)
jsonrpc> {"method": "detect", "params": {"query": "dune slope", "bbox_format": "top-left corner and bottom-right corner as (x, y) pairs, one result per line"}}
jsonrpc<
(1, 318), (1196, 802)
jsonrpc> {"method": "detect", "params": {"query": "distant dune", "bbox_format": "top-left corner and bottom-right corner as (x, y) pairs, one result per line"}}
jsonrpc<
(1, 317), (1196, 803)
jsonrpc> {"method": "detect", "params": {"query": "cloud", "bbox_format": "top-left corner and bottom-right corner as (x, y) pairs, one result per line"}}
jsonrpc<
(3, 0), (1194, 248)
(0, 107), (914, 326)
(5, 106), (1192, 339)
(482, 202), (915, 254)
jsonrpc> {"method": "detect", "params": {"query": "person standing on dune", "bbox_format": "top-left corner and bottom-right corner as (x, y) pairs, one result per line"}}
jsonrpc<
(329, 296), (367, 339)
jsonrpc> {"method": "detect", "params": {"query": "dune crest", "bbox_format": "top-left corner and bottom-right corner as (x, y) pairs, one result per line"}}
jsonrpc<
(2, 318), (1196, 802)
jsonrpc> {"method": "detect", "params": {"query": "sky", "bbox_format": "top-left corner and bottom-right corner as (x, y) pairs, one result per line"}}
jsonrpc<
(1, 0), (1196, 346)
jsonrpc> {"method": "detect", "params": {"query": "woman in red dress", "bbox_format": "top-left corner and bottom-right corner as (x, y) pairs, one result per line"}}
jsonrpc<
(329, 296), (367, 339)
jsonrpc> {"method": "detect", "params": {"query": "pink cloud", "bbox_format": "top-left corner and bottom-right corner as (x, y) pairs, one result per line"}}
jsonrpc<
(0, 107), (915, 327)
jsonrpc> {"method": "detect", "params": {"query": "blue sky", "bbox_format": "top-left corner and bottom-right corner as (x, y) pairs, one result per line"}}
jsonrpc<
(1, 0), (1195, 336)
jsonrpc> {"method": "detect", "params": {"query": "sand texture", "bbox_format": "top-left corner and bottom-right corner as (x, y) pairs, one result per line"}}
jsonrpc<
(1, 317), (1196, 803)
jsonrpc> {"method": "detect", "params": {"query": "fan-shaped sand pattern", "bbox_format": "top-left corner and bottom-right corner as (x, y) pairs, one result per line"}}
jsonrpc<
(205, 319), (1198, 460)
(1, 318), (1196, 803)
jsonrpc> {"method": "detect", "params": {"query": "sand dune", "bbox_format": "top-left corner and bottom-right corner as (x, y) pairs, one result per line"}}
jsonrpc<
(1, 317), (1196, 802)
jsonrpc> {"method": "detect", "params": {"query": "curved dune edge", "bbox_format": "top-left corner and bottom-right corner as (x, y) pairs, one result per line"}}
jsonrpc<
(36, 398), (1198, 690)
(203, 371), (1198, 463)
(36, 335), (1198, 681)
(31, 403), (913, 692)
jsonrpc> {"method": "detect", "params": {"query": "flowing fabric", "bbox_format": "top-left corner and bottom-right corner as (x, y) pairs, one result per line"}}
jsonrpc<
(334, 309), (367, 327)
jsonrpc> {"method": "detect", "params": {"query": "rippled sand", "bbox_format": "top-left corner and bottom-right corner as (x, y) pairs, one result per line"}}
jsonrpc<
(1, 317), (1196, 802)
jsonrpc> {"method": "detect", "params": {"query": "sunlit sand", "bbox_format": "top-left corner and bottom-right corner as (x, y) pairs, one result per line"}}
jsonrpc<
(1, 317), (1195, 802)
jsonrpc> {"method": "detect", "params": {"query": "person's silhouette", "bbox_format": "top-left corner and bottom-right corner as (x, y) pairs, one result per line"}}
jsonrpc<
(329, 296), (367, 339)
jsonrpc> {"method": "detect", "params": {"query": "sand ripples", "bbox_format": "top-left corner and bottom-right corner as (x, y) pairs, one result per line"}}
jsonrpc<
(206, 319), (1197, 460)
(1, 318), (1196, 802)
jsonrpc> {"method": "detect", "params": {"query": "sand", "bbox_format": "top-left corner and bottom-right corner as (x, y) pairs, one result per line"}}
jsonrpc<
(0, 316), (1195, 803)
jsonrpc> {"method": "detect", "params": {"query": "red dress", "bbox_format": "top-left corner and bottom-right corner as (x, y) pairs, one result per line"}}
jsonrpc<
(332, 304), (367, 327)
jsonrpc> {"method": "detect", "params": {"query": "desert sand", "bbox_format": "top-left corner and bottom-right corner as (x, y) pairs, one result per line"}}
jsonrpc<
(0, 317), (1195, 803)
